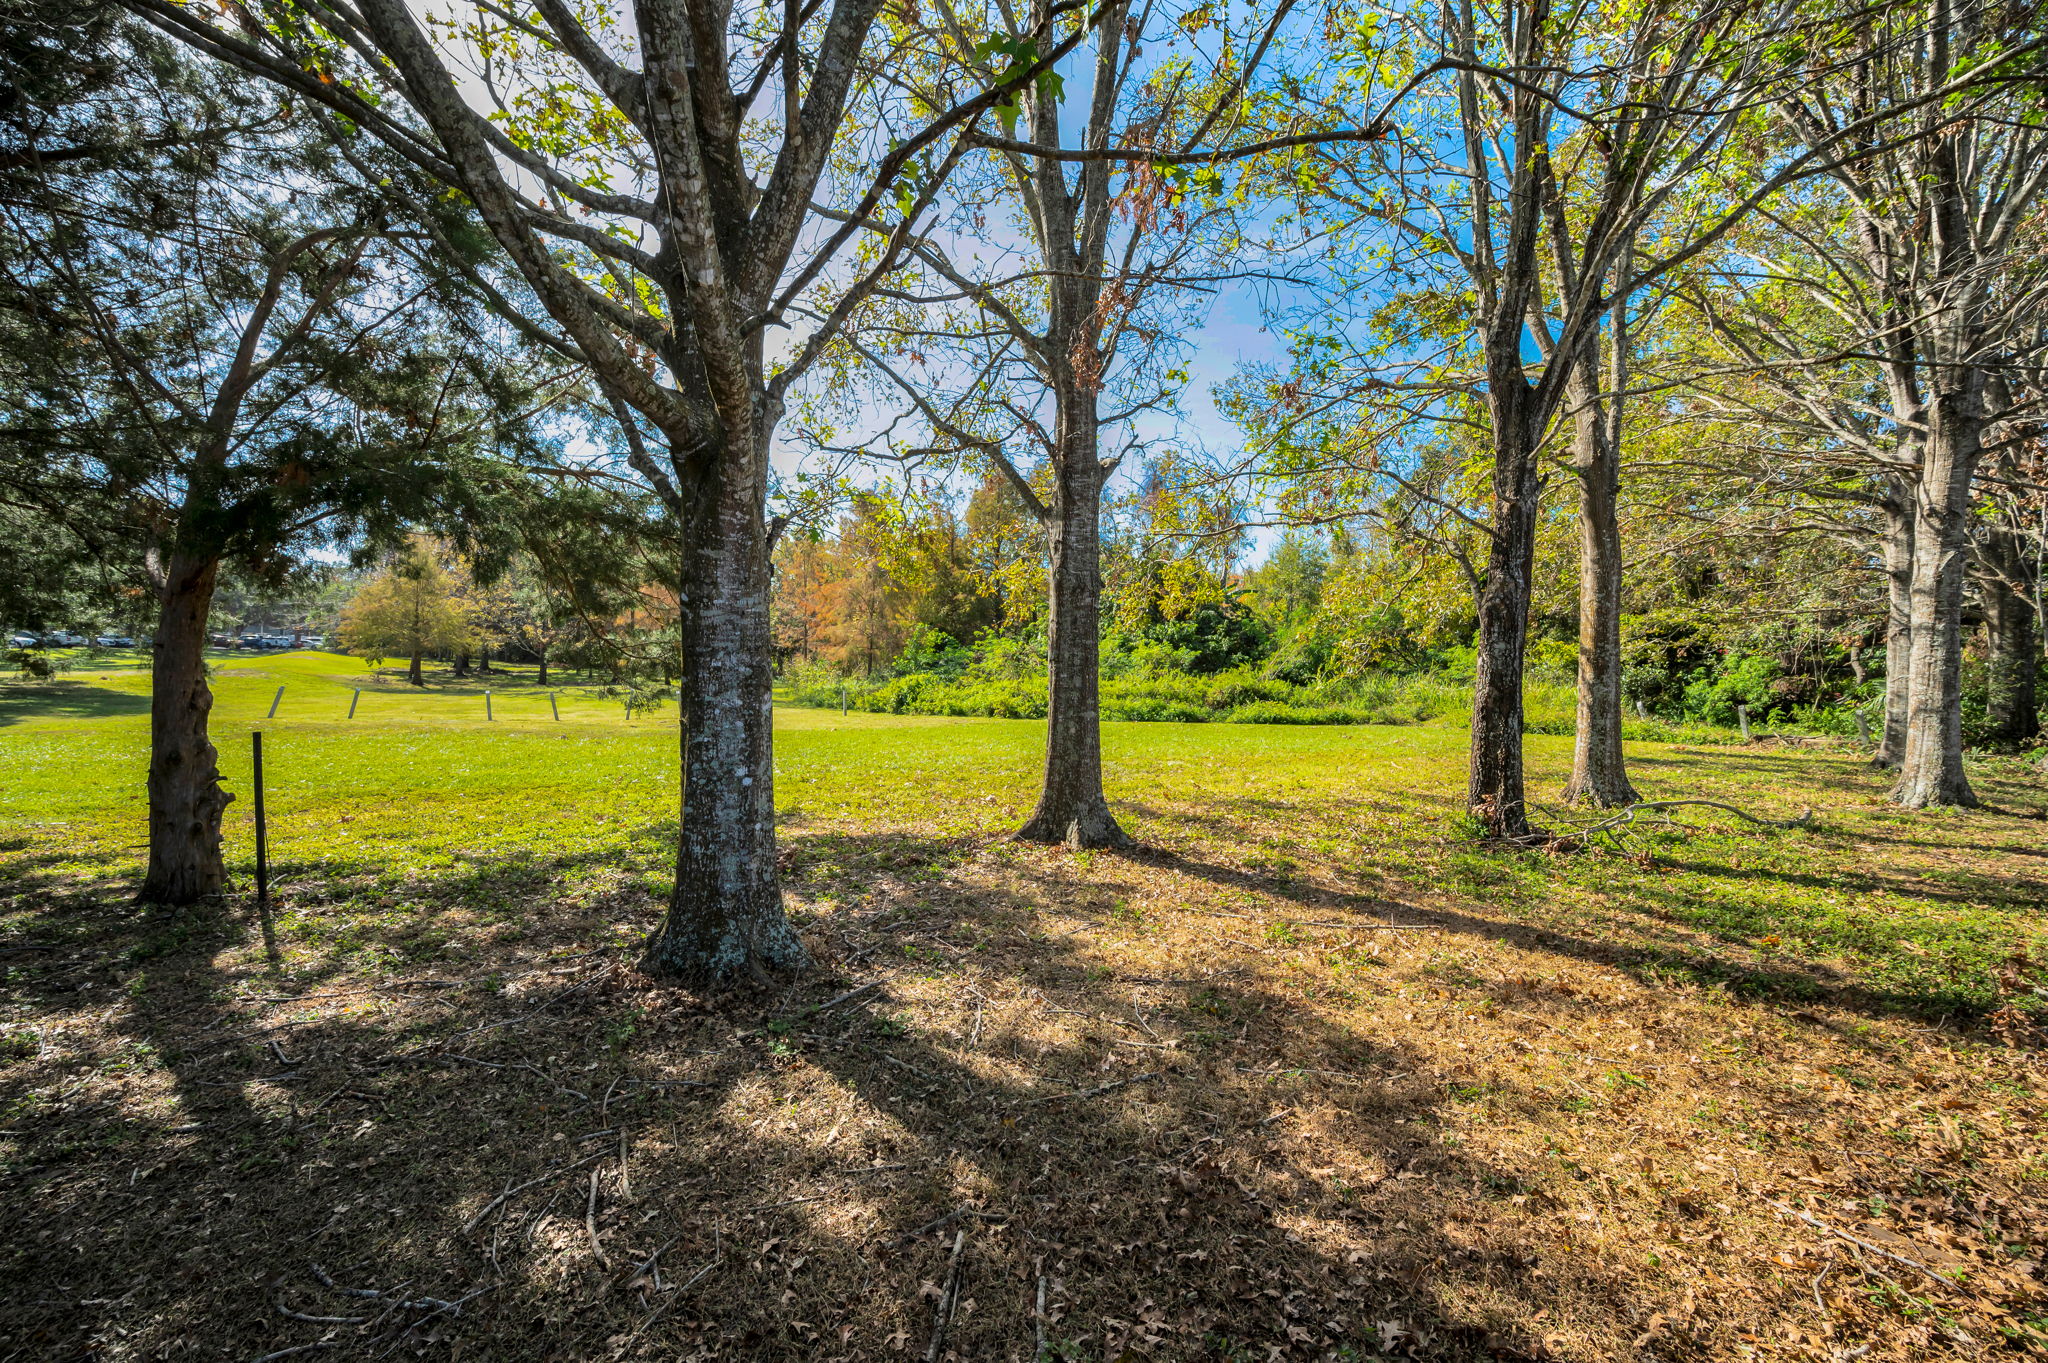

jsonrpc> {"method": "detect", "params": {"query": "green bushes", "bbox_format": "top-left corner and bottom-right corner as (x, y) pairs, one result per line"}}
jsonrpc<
(781, 629), (1890, 737)
(789, 660), (1472, 727)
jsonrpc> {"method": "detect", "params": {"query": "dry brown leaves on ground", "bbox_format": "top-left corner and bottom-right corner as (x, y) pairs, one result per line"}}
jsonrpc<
(1, 823), (2043, 1362)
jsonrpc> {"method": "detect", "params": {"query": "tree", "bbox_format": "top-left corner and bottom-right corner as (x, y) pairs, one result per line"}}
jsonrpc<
(1227, 0), (2043, 834)
(834, 0), (1362, 846)
(1771, 5), (2048, 806)
(138, 0), (1111, 981)
(340, 537), (473, 684)
(0, 14), (558, 903)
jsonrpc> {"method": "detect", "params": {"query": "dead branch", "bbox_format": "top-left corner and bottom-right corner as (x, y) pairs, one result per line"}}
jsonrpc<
(1563, 799), (1815, 839)
(460, 1151), (608, 1233)
(923, 1229), (968, 1363)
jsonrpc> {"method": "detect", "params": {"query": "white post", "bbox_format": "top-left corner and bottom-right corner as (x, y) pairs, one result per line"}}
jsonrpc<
(840, 683), (848, 717)
(1736, 704), (1751, 742)
(1854, 710), (1871, 745)
(485, 689), (493, 722)
(1634, 698), (1646, 719)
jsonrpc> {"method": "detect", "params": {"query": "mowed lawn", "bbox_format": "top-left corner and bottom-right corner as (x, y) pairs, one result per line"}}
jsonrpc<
(1, 654), (2044, 1361)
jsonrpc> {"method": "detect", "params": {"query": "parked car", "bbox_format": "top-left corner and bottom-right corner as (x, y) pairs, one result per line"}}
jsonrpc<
(95, 635), (134, 648)
(47, 632), (84, 647)
(6, 632), (37, 649)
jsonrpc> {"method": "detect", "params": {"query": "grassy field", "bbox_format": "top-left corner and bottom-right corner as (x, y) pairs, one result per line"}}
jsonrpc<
(2, 653), (2044, 1361)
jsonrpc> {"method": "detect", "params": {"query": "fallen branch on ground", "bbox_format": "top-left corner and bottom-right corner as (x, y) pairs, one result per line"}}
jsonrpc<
(460, 1151), (607, 1233)
(923, 1229), (968, 1363)
(1561, 800), (1815, 841)
(1019, 1071), (1161, 1107)
(1765, 1199), (1967, 1295)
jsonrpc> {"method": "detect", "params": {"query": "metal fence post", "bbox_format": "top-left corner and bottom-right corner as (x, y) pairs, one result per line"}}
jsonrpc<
(550, 692), (560, 722)
(485, 689), (493, 722)
(251, 731), (279, 964)
(348, 689), (360, 719)
(267, 685), (285, 719)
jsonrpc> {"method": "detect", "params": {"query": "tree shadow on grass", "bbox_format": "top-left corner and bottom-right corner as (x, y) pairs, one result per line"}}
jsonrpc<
(0, 679), (150, 727)
(1125, 840), (2033, 1028)
(0, 825), (1742, 1363)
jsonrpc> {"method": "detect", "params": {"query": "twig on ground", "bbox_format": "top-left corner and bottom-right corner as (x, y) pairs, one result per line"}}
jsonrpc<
(923, 1229), (967, 1363)
(371, 1285), (495, 1359)
(619, 1232), (722, 1349)
(1566, 800), (1815, 840)
(460, 1151), (607, 1233)
(1034, 1274), (1048, 1362)
(814, 980), (884, 1013)
(620, 1237), (678, 1293)
(1020, 1072), (1161, 1107)
(585, 1168), (610, 1267)
(249, 1344), (336, 1363)
(889, 1206), (1009, 1245)
(1766, 1199), (1966, 1295)
(274, 1298), (366, 1326)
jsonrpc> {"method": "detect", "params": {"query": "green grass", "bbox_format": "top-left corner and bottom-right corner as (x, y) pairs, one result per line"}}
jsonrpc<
(3, 651), (2045, 1016)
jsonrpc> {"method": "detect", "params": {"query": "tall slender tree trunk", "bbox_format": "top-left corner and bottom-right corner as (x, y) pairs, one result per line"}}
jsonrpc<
(1893, 396), (1981, 807)
(1980, 527), (2040, 745)
(1469, 381), (1544, 840)
(640, 437), (807, 983)
(407, 649), (424, 686)
(1020, 386), (1129, 849)
(1877, 488), (1915, 766)
(142, 551), (232, 904)
(1562, 330), (1637, 806)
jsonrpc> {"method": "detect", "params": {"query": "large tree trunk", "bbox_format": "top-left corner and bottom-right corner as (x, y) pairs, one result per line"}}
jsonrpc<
(407, 650), (424, 686)
(536, 647), (549, 687)
(1469, 388), (1544, 841)
(1892, 396), (1981, 807)
(1019, 388), (1129, 849)
(1877, 488), (1915, 767)
(142, 552), (233, 905)
(1562, 351), (1638, 807)
(640, 440), (807, 984)
(1980, 527), (2040, 746)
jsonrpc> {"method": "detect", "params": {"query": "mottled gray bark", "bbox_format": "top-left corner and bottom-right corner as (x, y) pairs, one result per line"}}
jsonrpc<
(640, 439), (807, 983)
(142, 551), (232, 905)
(1018, 389), (1127, 849)
(1979, 527), (2040, 746)
(1561, 315), (1638, 807)
(1892, 396), (1981, 808)
(1877, 487), (1915, 768)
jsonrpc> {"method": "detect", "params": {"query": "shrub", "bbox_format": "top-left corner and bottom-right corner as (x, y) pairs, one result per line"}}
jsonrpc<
(1222, 700), (1368, 725)
(1203, 669), (1293, 711)
(5, 648), (58, 680)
